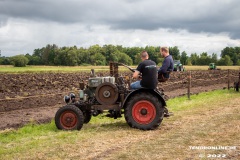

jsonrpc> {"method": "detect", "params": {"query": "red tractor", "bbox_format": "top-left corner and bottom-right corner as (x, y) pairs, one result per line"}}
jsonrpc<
(54, 62), (168, 131)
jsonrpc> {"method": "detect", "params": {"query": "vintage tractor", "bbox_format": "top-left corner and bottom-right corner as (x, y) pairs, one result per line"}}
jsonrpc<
(173, 60), (184, 71)
(54, 62), (168, 131)
(208, 63), (216, 70)
(208, 63), (221, 70)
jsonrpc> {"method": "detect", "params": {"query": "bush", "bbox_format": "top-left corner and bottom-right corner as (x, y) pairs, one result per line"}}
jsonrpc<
(10, 55), (29, 67)
(81, 63), (91, 66)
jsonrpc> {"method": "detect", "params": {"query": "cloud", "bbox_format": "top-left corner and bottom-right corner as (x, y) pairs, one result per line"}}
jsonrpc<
(0, 0), (240, 57)
(1, 0), (240, 35)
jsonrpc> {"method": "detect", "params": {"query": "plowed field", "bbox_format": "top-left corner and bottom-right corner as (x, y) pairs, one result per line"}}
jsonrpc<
(0, 70), (239, 130)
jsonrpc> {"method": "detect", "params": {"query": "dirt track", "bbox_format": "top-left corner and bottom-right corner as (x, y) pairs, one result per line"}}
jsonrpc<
(0, 70), (239, 130)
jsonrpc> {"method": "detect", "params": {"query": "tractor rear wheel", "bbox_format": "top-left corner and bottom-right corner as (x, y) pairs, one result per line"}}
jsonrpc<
(176, 66), (180, 71)
(180, 66), (183, 71)
(55, 105), (84, 130)
(124, 93), (164, 130)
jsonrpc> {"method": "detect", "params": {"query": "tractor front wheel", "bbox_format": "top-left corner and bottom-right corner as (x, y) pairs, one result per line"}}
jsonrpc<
(124, 93), (164, 130)
(55, 105), (84, 130)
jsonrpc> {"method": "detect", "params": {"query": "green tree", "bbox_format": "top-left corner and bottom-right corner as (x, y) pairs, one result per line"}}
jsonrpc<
(157, 58), (164, 66)
(221, 47), (237, 65)
(198, 52), (212, 65)
(186, 59), (192, 65)
(116, 45), (124, 53)
(124, 47), (143, 65)
(25, 53), (41, 65)
(42, 44), (58, 65)
(90, 53), (106, 65)
(180, 51), (188, 65)
(217, 55), (233, 66)
(235, 47), (240, 61)
(145, 46), (159, 63)
(169, 46), (180, 60)
(237, 59), (240, 66)
(54, 49), (68, 65)
(102, 44), (117, 62)
(77, 47), (90, 65)
(117, 51), (133, 65)
(66, 49), (79, 66)
(10, 55), (29, 67)
(134, 52), (141, 65)
(189, 53), (199, 65)
(0, 57), (10, 65)
(211, 53), (218, 63)
(87, 45), (105, 64)
(109, 52), (119, 62)
(32, 48), (44, 65)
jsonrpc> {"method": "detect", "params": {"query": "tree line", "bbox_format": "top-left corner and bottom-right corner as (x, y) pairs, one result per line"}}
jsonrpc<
(0, 44), (239, 67)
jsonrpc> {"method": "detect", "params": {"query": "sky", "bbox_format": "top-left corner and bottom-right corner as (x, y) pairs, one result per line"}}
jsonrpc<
(0, 0), (240, 57)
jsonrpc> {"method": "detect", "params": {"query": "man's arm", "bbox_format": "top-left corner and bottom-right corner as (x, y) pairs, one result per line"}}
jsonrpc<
(132, 70), (140, 79)
(133, 62), (143, 78)
(158, 59), (170, 73)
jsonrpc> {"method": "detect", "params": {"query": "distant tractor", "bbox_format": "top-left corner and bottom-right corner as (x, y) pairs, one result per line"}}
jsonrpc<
(208, 63), (220, 70)
(173, 60), (184, 71)
(54, 62), (168, 131)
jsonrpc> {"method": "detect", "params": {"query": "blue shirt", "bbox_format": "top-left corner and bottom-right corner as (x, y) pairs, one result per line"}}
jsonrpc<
(158, 55), (174, 78)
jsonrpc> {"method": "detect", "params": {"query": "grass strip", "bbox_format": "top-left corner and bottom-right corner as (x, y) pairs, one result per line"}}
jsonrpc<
(0, 89), (239, 159)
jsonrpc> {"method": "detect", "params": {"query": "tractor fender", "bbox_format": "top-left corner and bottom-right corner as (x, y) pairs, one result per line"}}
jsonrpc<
(122, 88), (166, 108)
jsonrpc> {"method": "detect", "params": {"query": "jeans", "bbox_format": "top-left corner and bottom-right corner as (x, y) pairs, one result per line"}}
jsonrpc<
(130, 81), (142, 89)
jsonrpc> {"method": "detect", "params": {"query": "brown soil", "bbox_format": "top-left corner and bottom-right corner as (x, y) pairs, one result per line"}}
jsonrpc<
(0, 70), (239, 130)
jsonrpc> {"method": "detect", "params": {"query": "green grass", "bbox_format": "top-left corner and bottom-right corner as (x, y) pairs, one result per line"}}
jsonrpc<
(0, 65), (239, 73)
(0, 65), (108, 73)
(167, 89), (229, 112)
(185, 65), (240, 70)
(0, 65), (132, 73)
(0, 89), (239, 159)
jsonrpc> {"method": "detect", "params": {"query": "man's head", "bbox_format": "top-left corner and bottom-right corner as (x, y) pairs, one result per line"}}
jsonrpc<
(141, 51), (149, 61)
(160, 47), (169, 58)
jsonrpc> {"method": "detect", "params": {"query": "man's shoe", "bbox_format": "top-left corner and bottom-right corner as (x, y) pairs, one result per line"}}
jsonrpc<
(164, 112), (174, 117)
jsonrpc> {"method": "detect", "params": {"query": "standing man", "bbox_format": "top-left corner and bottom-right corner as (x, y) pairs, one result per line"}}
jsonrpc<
(158, 47), (174, 82)
(130, 51), (158, 89)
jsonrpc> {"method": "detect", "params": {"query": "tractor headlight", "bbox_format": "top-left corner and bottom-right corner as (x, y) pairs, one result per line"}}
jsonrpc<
(64, 95), (70, 103)
(70, 93), (76, 101)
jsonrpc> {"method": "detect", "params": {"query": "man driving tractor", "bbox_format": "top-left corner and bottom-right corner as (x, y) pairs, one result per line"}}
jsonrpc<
(130, 50), (158, 89)
(130, 48), (173, 117)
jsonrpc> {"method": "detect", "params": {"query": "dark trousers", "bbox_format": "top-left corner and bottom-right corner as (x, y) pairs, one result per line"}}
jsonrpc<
(158, 73), (169, 82)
